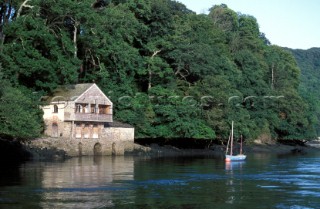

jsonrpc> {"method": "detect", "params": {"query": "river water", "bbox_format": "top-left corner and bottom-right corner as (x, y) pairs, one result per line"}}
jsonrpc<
(1, 152), (320, 209)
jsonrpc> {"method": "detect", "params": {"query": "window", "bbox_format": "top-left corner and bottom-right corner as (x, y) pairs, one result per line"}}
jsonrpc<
(99, 105), (111, 114)
(75, 123), (82, 138)
(75, 103), (92, 113)
(93, 124), (99, 138)
(91, 104), (96, 113)
(82, 104), (87, 113)
(53, 105), (58, 113)
(75, 104), (81, 113)
(83, 124), (90, 139)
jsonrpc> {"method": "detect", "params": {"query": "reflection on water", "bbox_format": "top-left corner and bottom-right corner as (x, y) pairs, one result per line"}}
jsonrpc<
(225, 161), (245, 171)
(1, 154), (320, 208)
(224, 161), (245, 205)
(40, 156), (134, 209)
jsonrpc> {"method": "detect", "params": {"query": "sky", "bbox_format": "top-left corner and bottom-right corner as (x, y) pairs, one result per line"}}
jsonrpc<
(178, 0), (320, 49)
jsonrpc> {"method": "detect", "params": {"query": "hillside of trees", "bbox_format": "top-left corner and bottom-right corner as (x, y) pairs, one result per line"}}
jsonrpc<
(0, 0), (317, 143)
(287, 48), (320, 136)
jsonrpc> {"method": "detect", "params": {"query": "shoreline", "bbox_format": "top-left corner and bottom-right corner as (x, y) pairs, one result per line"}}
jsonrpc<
(1, 138), (319, 163)
(129, 142), (320, 158)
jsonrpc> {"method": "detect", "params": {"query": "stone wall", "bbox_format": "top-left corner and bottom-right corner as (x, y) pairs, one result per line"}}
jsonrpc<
(101, 127), (135, 142)
(26, 127), (143, 158)
(43, 119), (65, 138)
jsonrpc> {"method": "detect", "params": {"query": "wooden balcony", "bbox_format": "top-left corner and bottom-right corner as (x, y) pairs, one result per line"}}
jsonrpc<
(64, 113), (112, 122)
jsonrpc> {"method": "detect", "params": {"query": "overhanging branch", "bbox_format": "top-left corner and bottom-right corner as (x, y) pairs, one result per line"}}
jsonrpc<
(17, 0), (34, 18)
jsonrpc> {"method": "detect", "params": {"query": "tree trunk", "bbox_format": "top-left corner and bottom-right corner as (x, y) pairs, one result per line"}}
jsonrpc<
(148, 50), (161, 90)
(0, 2), (10, 52)
(73, 21), (79, 59)
(271, 63), (275, 90)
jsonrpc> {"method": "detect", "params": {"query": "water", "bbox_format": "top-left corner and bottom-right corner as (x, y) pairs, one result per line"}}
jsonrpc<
(1, 152), (320, 209)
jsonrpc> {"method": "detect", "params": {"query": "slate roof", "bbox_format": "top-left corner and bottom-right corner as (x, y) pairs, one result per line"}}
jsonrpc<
(104, 121), (134, 128)
(42, 83), (94, 103)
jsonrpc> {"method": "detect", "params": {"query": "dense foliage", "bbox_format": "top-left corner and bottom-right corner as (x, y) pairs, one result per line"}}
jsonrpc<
(0, 0), (317, 142)
(0, 66), (43, 140)
(287, 48), (320, 136)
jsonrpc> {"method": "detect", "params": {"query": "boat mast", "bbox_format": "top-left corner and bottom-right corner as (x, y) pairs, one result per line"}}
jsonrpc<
(240, 134), (243, 155)
(226, 134), (230, 155)
(230, 121), (234, 156)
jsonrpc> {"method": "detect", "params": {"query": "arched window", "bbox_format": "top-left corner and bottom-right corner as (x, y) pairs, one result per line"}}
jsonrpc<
(53, 105), (58, 113)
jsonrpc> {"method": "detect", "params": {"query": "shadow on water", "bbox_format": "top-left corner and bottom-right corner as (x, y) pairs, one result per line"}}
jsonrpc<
(0, 139), (30, 187)
(0, 166), (22, 187)
(0, 139), (31, 164)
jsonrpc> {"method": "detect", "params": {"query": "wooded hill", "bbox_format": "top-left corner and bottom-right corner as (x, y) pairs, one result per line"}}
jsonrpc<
(287, 48), (320, 136)
(0, 0), (317, 143)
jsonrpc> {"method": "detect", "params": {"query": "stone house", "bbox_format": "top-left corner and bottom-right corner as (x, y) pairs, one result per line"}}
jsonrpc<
(40, 83), (135, 156)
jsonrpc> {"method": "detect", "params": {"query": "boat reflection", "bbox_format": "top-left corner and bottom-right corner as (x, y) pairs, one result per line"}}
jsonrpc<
(225, 161), (246, 171)
(225, 161), (245, 204)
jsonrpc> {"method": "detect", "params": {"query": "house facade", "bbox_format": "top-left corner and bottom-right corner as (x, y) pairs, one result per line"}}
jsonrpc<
(38, 83), (136, 156)
(42, 83), (113, 139)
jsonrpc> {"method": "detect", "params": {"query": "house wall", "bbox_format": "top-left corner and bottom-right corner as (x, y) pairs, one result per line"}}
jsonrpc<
(43, 120), (65, 138)
(75, 84), (113, 115)
(64, 101), (76, 121)
(29, 126), (136, 157)
(102, 127), (135, 142)
(39, 83), (135, 156)
(70, 122), (104, 139)
(42, 103), (66, 137)
(43, 103), (65, 121)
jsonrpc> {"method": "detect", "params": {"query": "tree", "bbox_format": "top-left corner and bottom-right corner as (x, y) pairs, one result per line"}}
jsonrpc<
(288, 47), (320, 135)
(0, 69), (43, 140)
(0, 0), (81, 91)
(148, 86), (215, 139)
(0, 0), (316, 142)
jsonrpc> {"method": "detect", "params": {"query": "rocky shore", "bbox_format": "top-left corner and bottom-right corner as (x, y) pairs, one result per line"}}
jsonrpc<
(22, 141), (320, 160)
(134, 142), (320, 158)
(1, 138), (320, 162)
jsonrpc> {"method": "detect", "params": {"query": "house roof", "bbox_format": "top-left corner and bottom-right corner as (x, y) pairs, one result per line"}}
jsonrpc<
(42, 83), (95, 103)
(104, 121), (134, 128)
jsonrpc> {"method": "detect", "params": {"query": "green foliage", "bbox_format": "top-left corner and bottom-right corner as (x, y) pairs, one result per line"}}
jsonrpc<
(0, 76), (43, 140)
(0, 0), (317, 142)
(288, 47), (320, 135)
(148, 86), (215, 139)
(1, 0), (81, 91)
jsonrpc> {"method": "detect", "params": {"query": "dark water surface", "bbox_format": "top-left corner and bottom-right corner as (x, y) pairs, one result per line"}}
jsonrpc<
(1, 152), (320, 209)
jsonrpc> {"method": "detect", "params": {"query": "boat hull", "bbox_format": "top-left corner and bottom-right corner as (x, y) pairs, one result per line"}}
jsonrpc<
(225, 154), (246, 162)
